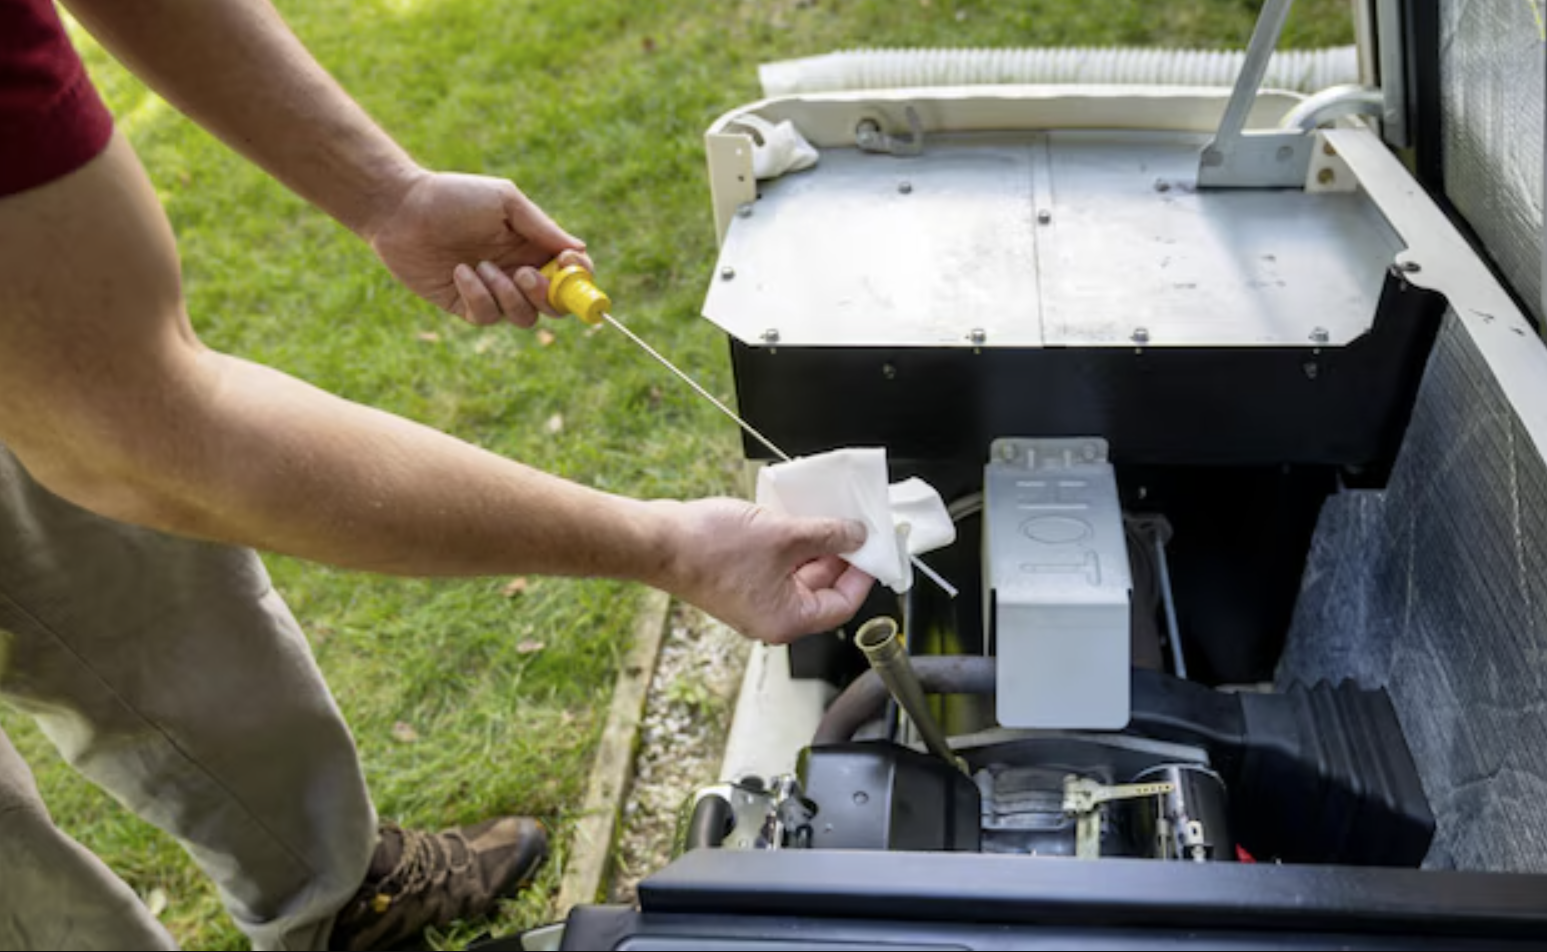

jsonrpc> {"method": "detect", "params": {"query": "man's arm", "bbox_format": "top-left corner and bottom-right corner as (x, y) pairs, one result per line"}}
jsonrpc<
(61, 0), (579, 328)
(0, 136), (871, 642)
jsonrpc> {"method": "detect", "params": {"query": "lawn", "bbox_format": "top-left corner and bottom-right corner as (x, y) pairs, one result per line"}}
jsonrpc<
(3, 0), (1353, 947)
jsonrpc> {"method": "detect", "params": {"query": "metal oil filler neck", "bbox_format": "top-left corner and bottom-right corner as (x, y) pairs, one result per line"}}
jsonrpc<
(854, 616), (968, 774)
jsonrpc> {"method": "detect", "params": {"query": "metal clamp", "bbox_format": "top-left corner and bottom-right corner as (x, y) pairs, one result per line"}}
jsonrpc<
(856, 106), (925, 157)
(1064, 776), (1176, 859)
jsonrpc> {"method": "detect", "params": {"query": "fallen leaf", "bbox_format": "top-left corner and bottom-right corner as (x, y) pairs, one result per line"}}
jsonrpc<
(391, 721), (420, 743)
(545, 413), (564, 434)
(416, 331), (441, 343)
(641, 36), (657, 53)
(516, 639), (545, 655)
(536, 328), (556, 347)
(145, 888), (169, 918)
(502, 577), (530, 597)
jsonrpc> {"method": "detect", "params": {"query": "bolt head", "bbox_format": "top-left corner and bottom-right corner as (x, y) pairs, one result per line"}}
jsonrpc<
(721, 266), (737, 280)
(736, 203), (754, 218)
(761, 328), (780, 343)
(1311, 326), (1330, 344)
(1037, 209), (1052, 225)
(1317, 167), (1336, 186)
(898, 181), (913, 195)
(1132, 327), (1150, 344)
(968, 327), (987, 345)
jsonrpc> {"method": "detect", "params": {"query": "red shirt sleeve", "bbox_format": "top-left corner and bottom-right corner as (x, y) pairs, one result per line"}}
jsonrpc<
(0, 0), (115, 197)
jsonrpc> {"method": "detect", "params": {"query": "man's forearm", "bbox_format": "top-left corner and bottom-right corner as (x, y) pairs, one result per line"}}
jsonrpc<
(65, 350), (682, 583)
(63, 0), (421, 236)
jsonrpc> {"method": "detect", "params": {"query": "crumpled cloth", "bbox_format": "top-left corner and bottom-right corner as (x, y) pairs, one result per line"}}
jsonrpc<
(755, 448), (955, 592)
(728, 113), (819, 180)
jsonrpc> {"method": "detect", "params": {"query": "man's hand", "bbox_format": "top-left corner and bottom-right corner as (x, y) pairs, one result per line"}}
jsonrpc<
(655, 498), (876, 644)
(367, 171), (593, 328)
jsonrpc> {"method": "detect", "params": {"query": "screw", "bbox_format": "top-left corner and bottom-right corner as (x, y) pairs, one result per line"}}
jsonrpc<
(721, 266), (737, 280)
(1037, 209), (1052, 225)
(1276, 144), (1296, 161)
(736, 203), (754, 218)
(1311, 326), (1330, 344)
(1317, 168), (1336, 186)
(968, 327), (987, 345)
(1399, 260), (1422, 273)
(762, 328), (780, 344)
(1132, 327), (1150, 344)
(898, 181), (913, 194)
(881, 362), (897, 379)
(853, 791), (870, 806)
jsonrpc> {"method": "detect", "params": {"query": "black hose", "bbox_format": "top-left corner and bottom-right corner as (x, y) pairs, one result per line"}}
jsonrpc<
(682, 794), (734, 851)
(812, 655), (996, 745)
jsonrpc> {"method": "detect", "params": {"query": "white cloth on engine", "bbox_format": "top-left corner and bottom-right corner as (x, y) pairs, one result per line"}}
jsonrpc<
(727, 113), (819, 180)
(754, 447), (955, 592)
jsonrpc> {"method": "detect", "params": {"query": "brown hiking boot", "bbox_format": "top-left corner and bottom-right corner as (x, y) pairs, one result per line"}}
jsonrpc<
(328, 817), (548, 951)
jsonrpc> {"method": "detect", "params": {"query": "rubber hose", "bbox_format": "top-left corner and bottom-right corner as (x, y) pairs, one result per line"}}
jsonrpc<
(683, 794), (734, 851)
(812, 655), (996, 746)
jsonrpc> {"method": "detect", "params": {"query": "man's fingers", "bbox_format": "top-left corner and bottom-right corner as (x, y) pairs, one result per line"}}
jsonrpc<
(476, 261), (538, 328)
(453, 264), (501, 325)
(795, 554), (847, 591)
(555, 247), (596, 275)
(800, 564), (876, 634)
(789, 517), (868, 564)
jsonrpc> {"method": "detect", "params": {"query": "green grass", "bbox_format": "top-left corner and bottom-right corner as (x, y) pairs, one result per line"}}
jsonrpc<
(2, 0), (1351, 947)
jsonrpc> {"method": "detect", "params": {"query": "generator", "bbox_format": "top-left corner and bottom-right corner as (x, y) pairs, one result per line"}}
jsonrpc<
(516, 1), (1547, 948)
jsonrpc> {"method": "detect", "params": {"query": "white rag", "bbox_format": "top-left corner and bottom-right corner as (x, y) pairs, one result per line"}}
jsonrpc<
(728, 113), (820, 181)
(754, 448), (956, 593)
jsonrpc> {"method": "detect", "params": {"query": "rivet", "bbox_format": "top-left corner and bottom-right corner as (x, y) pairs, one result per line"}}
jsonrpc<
(1037, 209), (1052, 225)
(721, 266), (737, 280)
(1317, 168), (1336, 186)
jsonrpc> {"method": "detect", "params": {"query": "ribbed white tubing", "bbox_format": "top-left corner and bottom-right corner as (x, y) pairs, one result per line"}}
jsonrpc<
(759, 46), (1360, 97)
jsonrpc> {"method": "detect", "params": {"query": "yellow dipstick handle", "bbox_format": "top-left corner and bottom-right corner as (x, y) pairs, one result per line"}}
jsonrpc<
(540, 260), (612, 326)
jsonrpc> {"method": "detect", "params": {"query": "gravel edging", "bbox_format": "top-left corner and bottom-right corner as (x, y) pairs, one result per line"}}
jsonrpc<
(554, 587), (673, 913)
(609, 604), (749, 904)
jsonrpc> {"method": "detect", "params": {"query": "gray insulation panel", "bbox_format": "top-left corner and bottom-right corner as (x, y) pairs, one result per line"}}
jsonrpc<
(1280, 313), (1547, 872)
(1439, 0), (1545, 323)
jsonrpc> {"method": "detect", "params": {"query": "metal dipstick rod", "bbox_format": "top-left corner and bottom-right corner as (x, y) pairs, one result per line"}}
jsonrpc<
(540, 261), (957, 598)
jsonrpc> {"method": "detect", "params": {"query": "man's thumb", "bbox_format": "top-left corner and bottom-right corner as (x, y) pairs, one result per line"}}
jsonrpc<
(799, 517), (867, 558)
